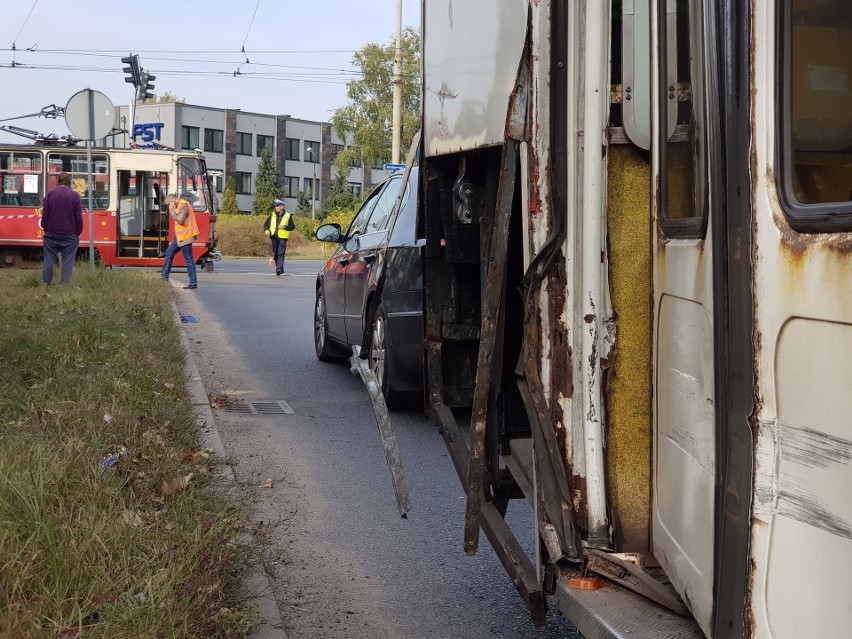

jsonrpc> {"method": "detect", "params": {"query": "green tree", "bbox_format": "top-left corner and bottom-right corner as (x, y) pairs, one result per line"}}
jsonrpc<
(331, 26), (420, 168)
(141, 92), (187, 104)
(295, 191), (312, 217)
(320, 169), (357, 218)
(220, 176), (240, 216)
(252, 146), (280, 215)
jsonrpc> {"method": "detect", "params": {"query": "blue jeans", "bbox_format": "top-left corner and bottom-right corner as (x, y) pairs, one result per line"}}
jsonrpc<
(160, 239), (197, 287)
(42, 233), (79, 284)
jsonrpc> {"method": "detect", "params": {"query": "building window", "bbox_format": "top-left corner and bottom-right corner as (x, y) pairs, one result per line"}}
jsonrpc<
(285, 138), (300, 161)
(234, 171), (252, 195)
(348, 183), (362, 198)
(284, 176), (299, 198)
(181, 126), (199, 150)
(257, 135), (274, 156)
(236, 132), (252, 155)
(331, 143), (344, 159)
(210, 173), (223, 193)
(204, 129), (223, 153)
(304, 141), (320, 163)
(349, 152), (362, 168)
(305, 177), (320, 200)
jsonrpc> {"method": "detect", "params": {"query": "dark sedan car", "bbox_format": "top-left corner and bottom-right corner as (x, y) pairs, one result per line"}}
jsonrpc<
(313, 167), (422, 408)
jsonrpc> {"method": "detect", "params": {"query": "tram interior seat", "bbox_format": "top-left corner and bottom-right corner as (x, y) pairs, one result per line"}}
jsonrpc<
(0, 194), (41, 207)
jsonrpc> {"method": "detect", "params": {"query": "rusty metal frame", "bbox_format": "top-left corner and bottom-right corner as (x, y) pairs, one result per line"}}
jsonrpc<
(463, 140), (519, 554)
(434, 402), (547, 627)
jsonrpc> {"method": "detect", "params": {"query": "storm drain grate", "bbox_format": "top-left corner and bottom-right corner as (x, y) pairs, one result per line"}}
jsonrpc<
(224, 400), (294, 415)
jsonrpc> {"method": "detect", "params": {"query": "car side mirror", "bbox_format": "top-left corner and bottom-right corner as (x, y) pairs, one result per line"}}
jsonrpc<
(315, 223), (342, 243)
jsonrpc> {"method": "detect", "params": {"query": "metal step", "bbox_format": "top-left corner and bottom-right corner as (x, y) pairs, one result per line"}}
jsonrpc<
(556, 577), (704, 639)
(505, 437), (704, 638)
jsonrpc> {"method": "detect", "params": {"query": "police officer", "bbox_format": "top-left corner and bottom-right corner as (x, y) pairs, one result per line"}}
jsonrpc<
(264, 199), (295, 276)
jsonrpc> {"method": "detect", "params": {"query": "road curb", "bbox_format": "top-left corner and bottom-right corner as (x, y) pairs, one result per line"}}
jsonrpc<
(170, 297), (288, 639)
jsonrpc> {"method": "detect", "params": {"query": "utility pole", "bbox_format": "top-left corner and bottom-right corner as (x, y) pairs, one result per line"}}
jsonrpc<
(307, 146), (317, 223)
(391, 0), (403, 165)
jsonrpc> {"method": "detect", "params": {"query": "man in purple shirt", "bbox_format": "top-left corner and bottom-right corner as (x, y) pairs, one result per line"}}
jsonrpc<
(41, 172), (83, 285)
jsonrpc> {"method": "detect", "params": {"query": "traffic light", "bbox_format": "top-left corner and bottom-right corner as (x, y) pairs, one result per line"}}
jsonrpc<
(137, 71), (156, 102)
(121, 54), (140, 87)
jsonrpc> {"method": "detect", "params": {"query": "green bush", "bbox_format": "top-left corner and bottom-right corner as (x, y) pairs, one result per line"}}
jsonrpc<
(293, 215), (319, 242)
(215, 214), (323, 258)
(322, 207), (357, 233)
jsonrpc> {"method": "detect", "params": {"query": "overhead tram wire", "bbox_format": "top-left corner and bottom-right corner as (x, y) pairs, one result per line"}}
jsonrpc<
(10, 0), (40, 66)
(0, 48), (358, 54)
(242, 0), (263, 52)
(232, 0), (263, 76)
(0, 63), (360, 84)
(0, 48), (364, 75)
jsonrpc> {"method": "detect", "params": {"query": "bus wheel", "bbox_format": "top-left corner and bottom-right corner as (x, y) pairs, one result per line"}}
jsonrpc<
(0, 250), (23, 268)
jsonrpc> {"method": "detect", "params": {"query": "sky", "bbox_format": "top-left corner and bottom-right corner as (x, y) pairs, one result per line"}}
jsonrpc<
(0, 0), (421, 144)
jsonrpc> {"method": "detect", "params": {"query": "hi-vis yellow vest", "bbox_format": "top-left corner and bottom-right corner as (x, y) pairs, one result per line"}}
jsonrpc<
(175, 199), (199, 246)
(268, 212), (292, 239)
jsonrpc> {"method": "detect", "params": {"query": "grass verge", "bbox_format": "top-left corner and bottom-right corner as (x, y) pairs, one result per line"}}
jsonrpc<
(0, 268), (260, 638)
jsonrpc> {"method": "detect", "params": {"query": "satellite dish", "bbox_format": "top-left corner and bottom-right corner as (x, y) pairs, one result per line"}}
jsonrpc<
(65, 89), (116, 141)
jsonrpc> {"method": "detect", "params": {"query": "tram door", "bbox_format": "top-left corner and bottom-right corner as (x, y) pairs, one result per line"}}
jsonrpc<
(118, 170), (168, 258)
(649, 1), (715, 634)
(747, 2), (852, 637)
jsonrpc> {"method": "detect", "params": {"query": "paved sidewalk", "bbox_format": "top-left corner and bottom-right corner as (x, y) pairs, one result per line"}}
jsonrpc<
(172, 297), (288, 639)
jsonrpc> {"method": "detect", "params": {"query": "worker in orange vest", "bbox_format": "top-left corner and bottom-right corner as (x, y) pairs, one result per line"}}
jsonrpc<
(160, 193), (200, 289)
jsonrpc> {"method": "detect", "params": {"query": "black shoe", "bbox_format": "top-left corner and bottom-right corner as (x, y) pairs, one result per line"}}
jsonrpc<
(275, 269), (283, 276)
(183, 285), (197, 289)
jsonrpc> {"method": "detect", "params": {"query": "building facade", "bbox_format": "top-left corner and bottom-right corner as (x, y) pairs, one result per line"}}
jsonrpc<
(99, 102), (391, 214)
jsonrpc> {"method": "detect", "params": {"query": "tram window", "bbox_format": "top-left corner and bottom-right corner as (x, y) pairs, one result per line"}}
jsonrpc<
(659, 0), (708, 237)
(0, 151), (43, 207)
(47, 153), (110, 210)
(177, 158), (208, 212)
(780, 0), (852, 230)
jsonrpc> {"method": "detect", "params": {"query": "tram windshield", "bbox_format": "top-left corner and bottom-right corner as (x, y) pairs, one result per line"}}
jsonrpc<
(177, 158), (210, 212)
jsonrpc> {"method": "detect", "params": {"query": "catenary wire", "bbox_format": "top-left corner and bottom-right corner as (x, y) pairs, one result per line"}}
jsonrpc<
(0, 48), (364, 75)
(0, 63), (390, 85)
(12, 0), (40, 47)
(241, 0), (263, 51)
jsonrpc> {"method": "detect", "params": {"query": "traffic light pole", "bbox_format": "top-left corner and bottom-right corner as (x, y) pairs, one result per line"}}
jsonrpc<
(128, 89), (136, 149)
(122, 54), (140, 148)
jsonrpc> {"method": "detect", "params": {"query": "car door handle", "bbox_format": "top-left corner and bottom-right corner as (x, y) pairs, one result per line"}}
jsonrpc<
(363, 253), (376, 264)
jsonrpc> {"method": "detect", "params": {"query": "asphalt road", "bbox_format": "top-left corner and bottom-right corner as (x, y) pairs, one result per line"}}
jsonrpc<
(174, 258), (582, 639)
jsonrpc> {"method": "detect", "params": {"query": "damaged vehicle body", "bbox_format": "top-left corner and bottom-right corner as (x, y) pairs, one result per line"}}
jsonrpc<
(418, 0), (852, 637)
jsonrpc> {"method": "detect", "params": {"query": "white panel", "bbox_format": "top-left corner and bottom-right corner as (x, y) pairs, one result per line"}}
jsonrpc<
(423, 0), (528, 156)
(622, 0), (652, 149)
(653, 294), (715, 627)
(751, 319), (852, 639)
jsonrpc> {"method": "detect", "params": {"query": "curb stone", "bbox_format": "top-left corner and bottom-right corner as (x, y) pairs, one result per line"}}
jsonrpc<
(170, 297), (288, 639)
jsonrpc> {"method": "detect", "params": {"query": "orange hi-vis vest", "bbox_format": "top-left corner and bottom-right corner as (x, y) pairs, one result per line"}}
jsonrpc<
(175, 199), (199, 246)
